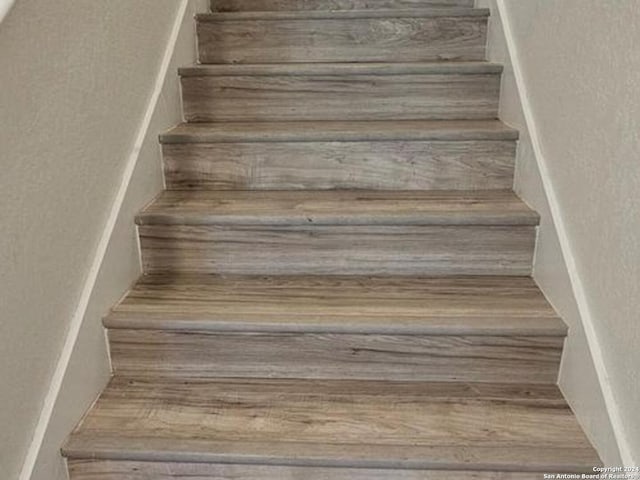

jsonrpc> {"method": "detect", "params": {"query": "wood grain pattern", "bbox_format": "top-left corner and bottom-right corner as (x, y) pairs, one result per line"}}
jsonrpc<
(179, 62), (504, 76)
(106, 275), (565, 335)
(62, 2), (604, 477)
(212, 0), (476, 12)
(67, 460), (577, 480)
(180, 71), (500, 122)
(108, 275), (565, 381)
(139, 224), (535, 275)
(136, 191), (537, 275)
(163, 140), (516, 190)
(64, 377), (600, 471)
(109, 329), (563, 382)
(160, 119), (519, 144)
(196, 12), (488, 63)
(202, 8), (490, 19)
(136, 190), (539, 226)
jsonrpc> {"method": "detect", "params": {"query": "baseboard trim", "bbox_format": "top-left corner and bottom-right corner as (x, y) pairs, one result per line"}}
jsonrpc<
(17, 2), (192, 479)
(491, 0), (633, 466)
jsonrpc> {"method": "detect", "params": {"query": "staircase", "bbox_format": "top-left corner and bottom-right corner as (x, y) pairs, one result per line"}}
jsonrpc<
(63, 1), (602, 478)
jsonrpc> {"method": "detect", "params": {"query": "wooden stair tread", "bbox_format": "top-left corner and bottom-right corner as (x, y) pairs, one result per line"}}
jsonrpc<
(137, 190), (539, 226)
(197, 8), (489, 21)
(211, 0), (477, 12)
(179, 61), (504, 76)
(106, 274), (565, 335)
(63, 377), (600, 472)
(161, 120), (518, 143)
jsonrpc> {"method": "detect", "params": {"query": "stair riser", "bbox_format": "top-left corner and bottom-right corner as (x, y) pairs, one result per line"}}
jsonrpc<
(68, 460), (557, 479)
(108, 329), (563, 383)
(139, 225), (535, 275)
(163, 141), (516, 190)
(196, 16), (487, 63)
(212, 0), (476, 12)
(181, 74), (500, 122)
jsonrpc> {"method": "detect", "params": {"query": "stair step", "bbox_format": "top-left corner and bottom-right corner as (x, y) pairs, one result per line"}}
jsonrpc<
(136, 190), (538, 276)
(67, 462), (585, 480)
(196, 9), (489, 63)
(105, 274), (565, 382)
(160, 119), (518, 143)
(63, 377), (601, 475)
(212, 0), (476, 12)
(180, 62), (502, 122)
(107, 274), (564, 334)
(161, 120), (518, 191)
(137, 190), (539, 226)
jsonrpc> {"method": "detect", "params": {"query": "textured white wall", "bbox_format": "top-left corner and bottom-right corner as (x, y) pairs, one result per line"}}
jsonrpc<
(0, 1), (191, 478)
(479, 0), (639, 465)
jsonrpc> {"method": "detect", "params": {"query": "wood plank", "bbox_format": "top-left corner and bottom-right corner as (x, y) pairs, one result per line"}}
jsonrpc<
(181, 73), (500, 122)
(107, 275), (565, 382)
(106, 275), (565, 336)
(136, 190), (539, 226)
(212, 0), (477, 12)
(196, 11), (488, 63)
(63, 377), (601, 471)
(178, 62), (504, 76)
(65, 442), (601, 474)
(139, 224), (535, 275)
(201, 8), (490, 19)
(109, 329), (563, 382)
(179, 64), (501, 122)
(163, 140), (516, 190)
(136, 191), (537, 275)
(66, 460), (573, 480)
(160, 120), (519, 144)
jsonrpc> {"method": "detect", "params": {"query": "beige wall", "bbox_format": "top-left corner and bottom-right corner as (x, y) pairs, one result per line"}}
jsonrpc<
(0, 1), (205, 478)
(478, 0), (639, 465)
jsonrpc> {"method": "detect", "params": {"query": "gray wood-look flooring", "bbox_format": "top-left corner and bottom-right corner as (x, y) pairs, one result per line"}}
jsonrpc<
(106, 275), (565, 382)
(136, 190), (539, 226)
(63, 0), (603, 476)
(160, 119), (519, 143)
(109, 329), (563, 382)
(180, 65), (501, 122)
(196, 10), (488, 63)
(136, 191), (537, 275)
(139, 223), (536, 275)
(178, 62), (504, 76)
(162, 140), (516, 190)
(161, 120), (519, 190)
(211, 0), (476, 12)
(64, 377), (601, 472)
(66, 460), (567, 480)
(106, 275), (564, 335)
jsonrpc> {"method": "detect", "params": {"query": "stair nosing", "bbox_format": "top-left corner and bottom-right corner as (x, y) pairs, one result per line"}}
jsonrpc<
(103, 311), (567, 336)
(196, 8), (490, 22)
(63, 434), (598, 473)
(135, 190), (540, 227)
(135, 215), (539, 226)
(160, 120), (520, 144)
(179, 62), (503, 77)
